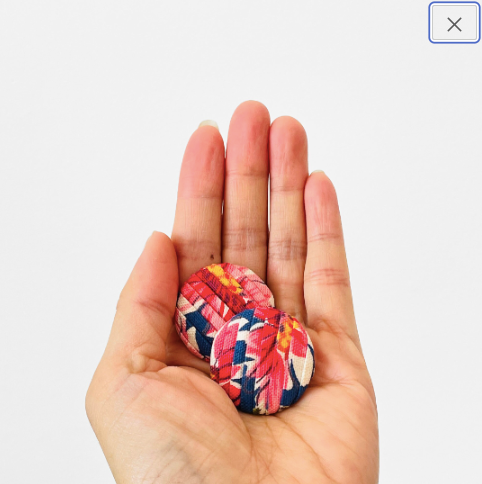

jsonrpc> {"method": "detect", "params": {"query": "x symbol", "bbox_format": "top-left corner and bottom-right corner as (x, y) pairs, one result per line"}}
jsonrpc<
(447, 17), (462, 32)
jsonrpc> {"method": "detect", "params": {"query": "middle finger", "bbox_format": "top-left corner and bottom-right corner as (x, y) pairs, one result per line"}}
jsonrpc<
(222, 101), (270, 280)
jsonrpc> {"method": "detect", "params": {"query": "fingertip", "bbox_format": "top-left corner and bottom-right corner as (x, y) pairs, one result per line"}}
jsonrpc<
(226, 101), (270, 177)
(146, 230), (163, 246)
(230, 100), (271, 128)
(269, 116), (308, 188)
(194, 124), (224, 147)
(270, 116), (307, 141)
(178, 124), (225, 199)
(305, 171), (338, 205)
(188, 123), (225, 154)
(270, 116), (308, 163)
(304, 172), (343, 244)
(150, 230), (171, 242)
(143, 230), (176, 261)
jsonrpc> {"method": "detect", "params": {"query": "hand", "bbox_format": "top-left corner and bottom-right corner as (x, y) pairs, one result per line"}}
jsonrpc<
(86, 101), (379, 484)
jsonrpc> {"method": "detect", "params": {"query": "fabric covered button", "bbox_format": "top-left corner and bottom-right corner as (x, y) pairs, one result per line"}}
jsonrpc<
(210, 306), (315, 415)
(175, 263), (275, 361)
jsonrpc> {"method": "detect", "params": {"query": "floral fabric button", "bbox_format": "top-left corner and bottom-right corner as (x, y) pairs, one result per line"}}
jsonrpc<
(210, 306), (315, 415)
(175, 263), (274, 361)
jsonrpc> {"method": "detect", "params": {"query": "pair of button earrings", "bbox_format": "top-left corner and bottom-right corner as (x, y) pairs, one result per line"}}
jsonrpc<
(175, 263), (315, 415)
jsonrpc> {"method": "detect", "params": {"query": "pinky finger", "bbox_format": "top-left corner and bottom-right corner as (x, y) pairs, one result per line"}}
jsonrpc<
(304, 172), (360, 349)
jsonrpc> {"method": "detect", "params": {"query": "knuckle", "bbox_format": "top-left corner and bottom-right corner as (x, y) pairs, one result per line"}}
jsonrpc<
(223, 227), (267, 252)
(226, 168), (267, 179)
(270, 181), (305, 193)
(173, 237), (220, 263)
(269, 238), (307, 261)
(308, 231), (344, 244)
(305, 267), (350, 288)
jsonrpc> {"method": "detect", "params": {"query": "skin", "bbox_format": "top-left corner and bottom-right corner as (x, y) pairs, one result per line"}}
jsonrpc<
(86, 101), (379, 484)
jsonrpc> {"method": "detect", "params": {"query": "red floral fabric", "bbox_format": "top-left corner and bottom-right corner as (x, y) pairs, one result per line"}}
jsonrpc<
(175, 263), (274, 360)
(210, 307), (315, 415)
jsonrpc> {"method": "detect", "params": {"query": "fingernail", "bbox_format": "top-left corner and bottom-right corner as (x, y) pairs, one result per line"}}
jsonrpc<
(145, 231), (159, 245)
(198, 120), (219, 130)
(311, 170), (325, 174)
(145, 232), (154, 246)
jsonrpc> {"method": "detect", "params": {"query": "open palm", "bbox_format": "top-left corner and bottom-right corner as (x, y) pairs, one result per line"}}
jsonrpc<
(86, 101), (379, 484)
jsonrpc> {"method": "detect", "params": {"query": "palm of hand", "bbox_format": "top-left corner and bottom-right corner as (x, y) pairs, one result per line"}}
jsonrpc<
(87, 103), (379, 484)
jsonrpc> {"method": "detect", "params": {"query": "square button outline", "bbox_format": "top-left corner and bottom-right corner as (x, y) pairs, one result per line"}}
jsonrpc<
(429, 1), (481, 43)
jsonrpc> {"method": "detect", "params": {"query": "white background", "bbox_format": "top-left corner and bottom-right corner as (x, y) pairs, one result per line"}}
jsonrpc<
(1, 2), (481, 483)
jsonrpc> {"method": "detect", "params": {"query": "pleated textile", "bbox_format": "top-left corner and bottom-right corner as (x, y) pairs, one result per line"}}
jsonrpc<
(210, 307), (315, 415)
(175, 263), (274, 360)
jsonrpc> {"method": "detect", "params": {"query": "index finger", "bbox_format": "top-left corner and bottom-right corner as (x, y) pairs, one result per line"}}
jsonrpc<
(172, 124), (225, 284)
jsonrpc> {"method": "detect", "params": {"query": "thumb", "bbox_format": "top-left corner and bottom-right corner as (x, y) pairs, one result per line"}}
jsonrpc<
(102, 231), (179, 371)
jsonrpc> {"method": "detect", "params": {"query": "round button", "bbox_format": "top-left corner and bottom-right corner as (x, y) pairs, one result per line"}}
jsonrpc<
(210, 306), (315, 415)
(175, 263), (275, 361)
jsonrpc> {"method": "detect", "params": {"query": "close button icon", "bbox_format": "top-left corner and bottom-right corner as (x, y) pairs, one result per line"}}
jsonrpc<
(447, 16), (462, 31)
(429, 2), (480, 43)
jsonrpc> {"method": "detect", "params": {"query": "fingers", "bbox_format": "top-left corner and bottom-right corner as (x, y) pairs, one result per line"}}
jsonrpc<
(222, 101), (270, 280)
(172, 125), (225, 284)
(267, 117), (308, 323)
(304, 172), (360, 348)
(105, 232), (179, 369)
